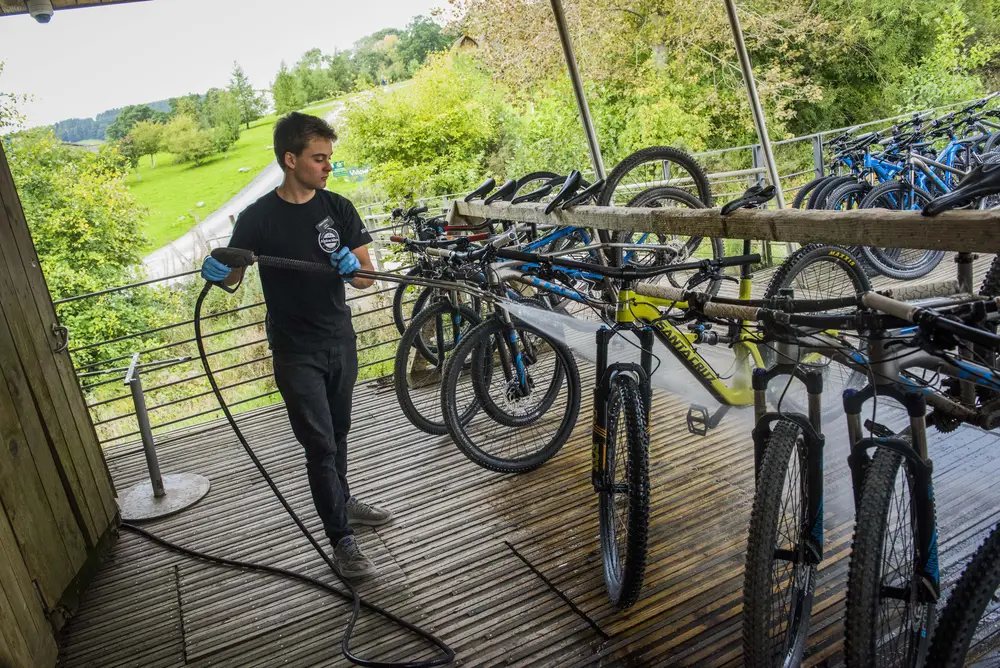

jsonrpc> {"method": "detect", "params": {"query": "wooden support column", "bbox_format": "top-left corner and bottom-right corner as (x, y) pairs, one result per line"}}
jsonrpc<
(0, 135), (119, 667)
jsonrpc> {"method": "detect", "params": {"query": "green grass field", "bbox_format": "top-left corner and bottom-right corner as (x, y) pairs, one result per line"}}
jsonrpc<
(127, 96), (369, 251)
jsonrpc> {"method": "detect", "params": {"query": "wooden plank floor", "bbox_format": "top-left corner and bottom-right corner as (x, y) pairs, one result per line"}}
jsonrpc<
(57, 253), (1000, 667)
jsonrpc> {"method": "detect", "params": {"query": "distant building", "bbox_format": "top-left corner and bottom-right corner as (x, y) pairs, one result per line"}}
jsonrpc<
(451, 35), (479, 52)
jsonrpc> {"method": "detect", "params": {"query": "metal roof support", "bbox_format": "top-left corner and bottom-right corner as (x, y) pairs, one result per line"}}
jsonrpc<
(549, 0), (606, 181)
(723, 0), (786, 208)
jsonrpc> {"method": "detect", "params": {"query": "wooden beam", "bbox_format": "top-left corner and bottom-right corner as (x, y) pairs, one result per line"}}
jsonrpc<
(448, 201), (1000, 253)
(0, 140), (118, 541)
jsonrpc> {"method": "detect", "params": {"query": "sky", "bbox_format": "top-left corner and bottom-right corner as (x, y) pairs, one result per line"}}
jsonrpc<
(0, 0), (446, 128)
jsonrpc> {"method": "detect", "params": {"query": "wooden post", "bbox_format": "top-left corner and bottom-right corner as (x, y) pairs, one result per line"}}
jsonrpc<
(0, 135), (118, 668)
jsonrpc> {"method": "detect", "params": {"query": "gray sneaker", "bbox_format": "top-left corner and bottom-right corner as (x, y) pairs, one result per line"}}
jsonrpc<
(346, 497), (393, 527)
(333, 535), (377, 579)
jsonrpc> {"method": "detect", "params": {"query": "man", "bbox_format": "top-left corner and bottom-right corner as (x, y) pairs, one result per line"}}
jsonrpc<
(201, 112), (391, 579)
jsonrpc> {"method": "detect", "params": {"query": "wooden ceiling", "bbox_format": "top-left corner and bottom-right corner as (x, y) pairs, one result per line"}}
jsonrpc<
(0, 0), (150, 17)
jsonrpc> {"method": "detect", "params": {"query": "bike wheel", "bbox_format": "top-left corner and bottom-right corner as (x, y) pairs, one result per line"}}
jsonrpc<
(441, 316), (581, 473)
(621, 186), (726, 295)
(762, 244), (871, 407)
(598, 373), (650, 610)
(807, 175), (854, 209)
(394, 300), (482, 435)
(845, 447), (935, 668)
(515, 170), (561, 197)
(825, 181), (872, 211)
(392, 267), (426, 335)
(473, 300), (567, 427)
(859, 182), (943, 280)
(599, 146), (712, 260)
(743, 420), (816, 668)
(792, 175), (827, 209)
(409, 287), (482, 365)
(926, 522), (1000, 667)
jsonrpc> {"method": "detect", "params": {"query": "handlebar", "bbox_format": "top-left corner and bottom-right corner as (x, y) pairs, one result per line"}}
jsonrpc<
(862, 292), (1000, 349)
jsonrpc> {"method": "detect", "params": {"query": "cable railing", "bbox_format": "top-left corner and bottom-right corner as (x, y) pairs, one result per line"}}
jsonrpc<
(58, 94), (994, 447)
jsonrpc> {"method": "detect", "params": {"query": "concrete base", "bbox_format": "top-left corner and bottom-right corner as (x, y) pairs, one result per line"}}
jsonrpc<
(119, 473), (211, 522)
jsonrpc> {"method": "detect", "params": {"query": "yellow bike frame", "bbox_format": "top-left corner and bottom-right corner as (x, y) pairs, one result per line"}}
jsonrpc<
(614, 277), (765, 406)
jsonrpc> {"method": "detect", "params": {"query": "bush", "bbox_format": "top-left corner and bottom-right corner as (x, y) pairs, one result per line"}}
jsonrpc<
(163, 114), (215, 165)
(340, 53), (505, 200)
(5, 129), (176, 367)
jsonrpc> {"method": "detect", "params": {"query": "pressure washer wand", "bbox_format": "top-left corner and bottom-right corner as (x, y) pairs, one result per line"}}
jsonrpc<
(209, 247), (497, 301)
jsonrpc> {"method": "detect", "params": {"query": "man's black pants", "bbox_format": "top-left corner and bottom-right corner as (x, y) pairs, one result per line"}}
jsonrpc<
(273, 338), (358, 544)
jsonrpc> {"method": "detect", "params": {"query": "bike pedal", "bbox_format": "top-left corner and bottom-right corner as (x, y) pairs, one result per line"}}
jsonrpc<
(864, 419), (895, 438)
(687, 405), (709, 436)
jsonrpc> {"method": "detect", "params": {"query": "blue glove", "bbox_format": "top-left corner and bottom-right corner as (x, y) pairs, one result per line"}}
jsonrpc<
(201, 255), (231, 282)
(331, 247), (360, 280)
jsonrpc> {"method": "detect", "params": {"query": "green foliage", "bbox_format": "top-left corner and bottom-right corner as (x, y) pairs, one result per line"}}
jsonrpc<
(271, 62), (307, 114)
(398, 15), (453, 73)
(340, 54), (504, 199)
(1, 62), (31, 132)
(5, 129), (175, 366)
(895, 2), (999, 109)
(105, 104), (168, 141)
(163, 114), (214, 165)
(129, 119), (164, 167)
(228, 61), (267, 129)
(204, 88), (242, 152)
(169, 94), (202, 119)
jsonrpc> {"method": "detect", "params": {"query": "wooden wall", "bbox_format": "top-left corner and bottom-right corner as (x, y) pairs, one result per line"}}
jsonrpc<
(0, 138), (119, 666)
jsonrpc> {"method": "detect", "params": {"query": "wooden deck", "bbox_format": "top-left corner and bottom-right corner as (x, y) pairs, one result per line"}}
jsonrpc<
(57, 254), (1000, 667)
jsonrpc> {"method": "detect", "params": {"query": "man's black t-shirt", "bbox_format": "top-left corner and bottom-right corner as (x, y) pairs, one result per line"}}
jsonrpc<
(228, 189), (373, 352)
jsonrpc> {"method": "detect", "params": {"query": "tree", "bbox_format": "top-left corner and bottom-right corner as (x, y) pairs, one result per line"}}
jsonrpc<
(204, 89), (241, 152)
(271, 62), (306, 114)
(228, 61), (267, 128)
(1, 61), (31, 132)
(6, 128), (174, 367)
(129, 119), (164, 167)
(326, 51), (354, 94)
(169, 94), (202, 120)
(116, 135), (142, 179)
(163, 114), (215, 165)
(105, 104), (168, 141)
(398, 16), (452, 73)
(340, 54), (504, 200)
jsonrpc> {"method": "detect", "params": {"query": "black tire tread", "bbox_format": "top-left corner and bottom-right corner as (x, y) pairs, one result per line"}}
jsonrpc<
(743, 419), (814, 667)
(441, 317), (581, 473)
(600, 373), (650, 609)
(844, 446), (935, 667)
(926, 522), (1000, 668)
(394, 301), (480, 435)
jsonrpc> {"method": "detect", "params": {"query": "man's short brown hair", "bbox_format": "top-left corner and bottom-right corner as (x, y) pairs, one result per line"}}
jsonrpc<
(273, 112), (337, 169)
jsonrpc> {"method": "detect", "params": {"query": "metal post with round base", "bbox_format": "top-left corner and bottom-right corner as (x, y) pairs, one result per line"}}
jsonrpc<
(118, 353), (211, 522)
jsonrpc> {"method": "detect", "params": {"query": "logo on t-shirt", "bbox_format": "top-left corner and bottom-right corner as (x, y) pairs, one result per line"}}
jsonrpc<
(315, 216), (341, 253)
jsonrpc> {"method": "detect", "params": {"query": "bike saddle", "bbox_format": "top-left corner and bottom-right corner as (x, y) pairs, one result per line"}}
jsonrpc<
(405, 205), (428, 218)
(464, 177), (496, 202)
(562, 178), (606, 209)
(720, 184), (776, 215)
(923, 161), (1000, 216)
(484, 179), (517, 205)
(543, 170), (582, 214)
(511, 182), (555, 204)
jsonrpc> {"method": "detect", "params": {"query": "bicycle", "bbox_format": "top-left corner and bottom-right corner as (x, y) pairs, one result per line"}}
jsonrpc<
(740, 287), (1000, 668)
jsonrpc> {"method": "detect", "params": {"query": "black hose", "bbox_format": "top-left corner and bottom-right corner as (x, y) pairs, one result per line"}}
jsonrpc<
(122, 281), (454, 668)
